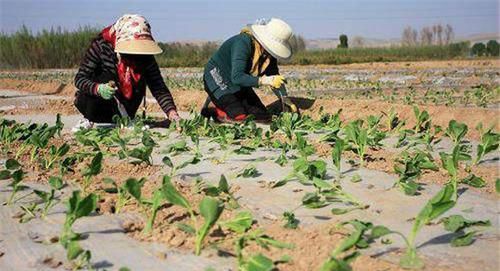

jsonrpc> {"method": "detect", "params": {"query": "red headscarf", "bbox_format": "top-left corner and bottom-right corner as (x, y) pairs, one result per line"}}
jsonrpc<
(102, 26), (141, 100)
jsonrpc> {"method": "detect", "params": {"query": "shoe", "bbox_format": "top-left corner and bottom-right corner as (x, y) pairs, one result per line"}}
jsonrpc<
(71, 118), (94, 133)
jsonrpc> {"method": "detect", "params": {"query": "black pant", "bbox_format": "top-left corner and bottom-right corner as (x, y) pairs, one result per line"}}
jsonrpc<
(74, 91), (132, 123)
(204, 80), (269, 120)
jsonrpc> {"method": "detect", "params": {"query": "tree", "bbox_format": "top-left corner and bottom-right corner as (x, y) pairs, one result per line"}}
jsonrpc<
(471, 42), (487, 56)
(486, 40), (499, 56)
(436, 24), (443, 45)
(289, 34), (307, 53)
(444, 24), (454, 45)
(351, 36), (365, 48)
(338, 34), (348, 48)
(402, 26), (418, 46)
(420, 27), (433, 46)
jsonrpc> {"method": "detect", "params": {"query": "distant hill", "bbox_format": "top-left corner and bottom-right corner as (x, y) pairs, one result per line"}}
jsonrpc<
(305, 33), (500, 50)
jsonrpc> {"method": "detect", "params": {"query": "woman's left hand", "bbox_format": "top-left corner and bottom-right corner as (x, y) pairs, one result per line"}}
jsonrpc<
(167, 110), (182, 131)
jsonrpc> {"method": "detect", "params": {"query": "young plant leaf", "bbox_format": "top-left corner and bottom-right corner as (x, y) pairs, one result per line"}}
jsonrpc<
(450, 231), (477, 247)
(195, 197), (224, 255)
(219, 211), (253, 233)
(5, 159), (21, 170)
(162, 175), (190, 209)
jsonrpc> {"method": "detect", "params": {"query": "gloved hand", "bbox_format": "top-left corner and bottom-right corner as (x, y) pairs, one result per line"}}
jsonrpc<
(281, 96), (298, 113)
(97, 83), (117, 100)
(259, 75), (286, 89)
(167, 110), (182, 132)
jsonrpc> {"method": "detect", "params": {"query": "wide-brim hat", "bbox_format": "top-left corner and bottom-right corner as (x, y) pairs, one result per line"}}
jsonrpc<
(249, 18), (293, 60)
(112, 14), (163, 55)
(115, 39), (163, 55)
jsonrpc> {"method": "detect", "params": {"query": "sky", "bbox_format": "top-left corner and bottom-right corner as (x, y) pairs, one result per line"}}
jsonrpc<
(1, 0), (498, 42)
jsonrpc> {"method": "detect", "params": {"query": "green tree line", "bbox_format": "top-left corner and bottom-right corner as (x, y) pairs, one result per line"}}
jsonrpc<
(0, 26), (488, 69)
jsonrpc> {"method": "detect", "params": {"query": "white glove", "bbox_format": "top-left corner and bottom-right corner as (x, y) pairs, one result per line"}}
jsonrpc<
(259, 75), (286, 88)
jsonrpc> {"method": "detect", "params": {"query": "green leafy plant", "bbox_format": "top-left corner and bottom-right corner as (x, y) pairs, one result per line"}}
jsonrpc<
(282, 211), (299, 229)
(163, 140), (190, 156)
(194, 175), (239, 209)
(393, 150), (438, 196)
(33, 176), (64, 218)
(236, 164), (259, 178)
(65, 240), (92, 270)
(81, 152), (103, 194)
(382, 107), (405, 132)
(320, 220), (390, 271)
(331, 138), (346, 180)
(4, 159), (28, 205)
(219, 211), (253, 233)
(344, 120), (368, 166)
(274, 157), (327, 187)
(440, 214), (491, 247)
(474, 125), (499, 165)
(162, 155), (201, 177)
(60, 190), (98, 247)
(41, 143), (70, 169)
(270, 112), (305, 141)
(399, 183), (456, 269)
(440, 145), (471, 200)
(235, 228), (293, 271)
(122, 177), (165, 233)
(162, 176), (224, 255)
(445, 120), (468, 146)
(103, 178), (134, 213)
(460, 174), (486, 188)
(413, 106), (431, 133)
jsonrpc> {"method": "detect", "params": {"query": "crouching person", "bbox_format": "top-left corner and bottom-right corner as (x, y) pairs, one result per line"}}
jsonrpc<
(202, 18), (296, 123)
(73, 14), (180, 131)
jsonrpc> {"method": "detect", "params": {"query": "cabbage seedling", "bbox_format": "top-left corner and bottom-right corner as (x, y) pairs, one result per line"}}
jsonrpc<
(102, 178), (132, 213)
(282, 211), (299, 229)
(440, 214), (490, 247)
(163, 140), (189, 156)
(236, 164), (259, 178)
(439, 145), (471, 200)
(122, 177), (164, 233)
(162, 155), (201, 177)
(344, 120), (368, 166)
(65, 240), (92, 270)
(445, 120), (468, 146)
(474, 127), (499, 165)
(399, 183), (456, 269)
(60, 191), (97, 247)
(320, 220), (387, 271)
(460, 174), (486, 188)
(162, 176), (224, 255)
(219, 211), (253, 233)
(235, 228), (293, 270)
(382, 108), (405, 132)
(331, 138), (346, 180)
(41, 143), (70, 169)
(412, 106), (431, 133)
(393, 150), (438, 196)
(194, 175), (239, 209)
(34, 176), (64, 218)
(81, 152), (103, 194)
(6, 169), (27, 205)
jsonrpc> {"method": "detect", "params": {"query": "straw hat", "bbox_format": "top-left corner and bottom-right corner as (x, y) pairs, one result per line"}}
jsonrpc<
(249, 18), (293, 60)
(112, 14), (162, 55)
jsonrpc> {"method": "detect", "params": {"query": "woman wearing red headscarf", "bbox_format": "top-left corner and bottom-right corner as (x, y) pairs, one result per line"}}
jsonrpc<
(73, 14), (180, 131)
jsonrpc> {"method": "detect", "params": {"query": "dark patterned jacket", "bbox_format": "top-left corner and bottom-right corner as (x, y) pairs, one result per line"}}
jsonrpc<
(74, 33), (176, 115)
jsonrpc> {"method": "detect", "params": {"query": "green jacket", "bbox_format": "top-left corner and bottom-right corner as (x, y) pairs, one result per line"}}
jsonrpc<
(204, 33), (279, 99)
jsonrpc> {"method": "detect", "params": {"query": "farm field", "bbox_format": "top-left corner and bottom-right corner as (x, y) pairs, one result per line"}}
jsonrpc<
(0, 59), (499, 271)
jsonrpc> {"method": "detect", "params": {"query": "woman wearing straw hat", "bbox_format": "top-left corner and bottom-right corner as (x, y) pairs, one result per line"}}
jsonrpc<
(202, 18), (296, 122)
(72, 14), (180, 131)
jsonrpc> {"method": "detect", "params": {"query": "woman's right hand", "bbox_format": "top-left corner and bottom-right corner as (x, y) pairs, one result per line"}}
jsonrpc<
(97, 83), (117, 100)
(259, 75), (286, 88)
